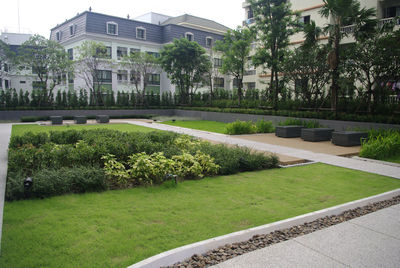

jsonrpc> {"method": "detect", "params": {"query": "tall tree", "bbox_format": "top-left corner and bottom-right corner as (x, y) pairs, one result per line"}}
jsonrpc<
(344, 24), (400, 112)
(282, 20), (330, 108)
(160, 38), (211, 104)
(76, 41), (113, 106)
(0, 40), (15, 82)
(249, 0), (300, 109)
(319, 0), (376, 112)
(18, 35), (73, 106)
(121, 52), (160, 106)
(214, 27), (253, 106)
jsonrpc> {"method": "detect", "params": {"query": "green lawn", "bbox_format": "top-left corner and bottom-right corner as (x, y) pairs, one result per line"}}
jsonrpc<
(161, 120), (227, 134)
(1, 163), (399, 268)
(12, 123), (156, 136)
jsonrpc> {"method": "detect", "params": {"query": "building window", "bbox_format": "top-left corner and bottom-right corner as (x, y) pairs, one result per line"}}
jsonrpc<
(20, 81), (26, 84)
(247, 82), (256, 90)
(107, 22), (118, 35)
(300, 15), (311, 24)
(0, 78), (2, 88)
(94, 70), (112, 83)
(233, 78), (239, 89)
(214, 58), (223, 68)
(385, 6), (400, 18)
(146, 51), (160, 58)
(69, 24), (76, 36)
(117, 70), (128, 82)
(247, 7), (253, 19)
(4, 80), (10, 89)
(136, 27), (146, 40)
(130, 48), (140, 54)
(130, 71), (141, 83)
(96, 46), (112, 59)
(4, 63), (9, 72)
(68, 72), (74, 84)
(206, 37), (213, 48)
(67, 48), (73, 60)
(117, 47), (128, 59)
(146, 73), (160, 85)
(56, 31), (61, 41)
(185, 32), (194, 41)
(214, 77), (224, 88)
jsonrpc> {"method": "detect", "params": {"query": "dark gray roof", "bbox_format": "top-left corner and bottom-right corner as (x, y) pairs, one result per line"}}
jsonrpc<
(162, 14), (230, 34)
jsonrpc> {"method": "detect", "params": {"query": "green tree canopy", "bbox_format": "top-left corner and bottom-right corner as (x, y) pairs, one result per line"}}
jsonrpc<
(214, 27), (253, 106)
(159, 38), (211, 104)
(18, 35), (73, 106)
(249, 0), (300, 109)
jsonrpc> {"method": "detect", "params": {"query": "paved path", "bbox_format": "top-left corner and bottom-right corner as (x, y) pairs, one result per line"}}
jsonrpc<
(0, 124), (12, 252)
(125, 121), (400, 179)
(211, 203), (400, 268)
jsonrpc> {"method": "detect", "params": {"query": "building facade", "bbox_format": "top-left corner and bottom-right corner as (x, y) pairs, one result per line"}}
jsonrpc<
(242, 0), (400, 91)
(0, 32), (33, 92)
(50, 10), (232, 96)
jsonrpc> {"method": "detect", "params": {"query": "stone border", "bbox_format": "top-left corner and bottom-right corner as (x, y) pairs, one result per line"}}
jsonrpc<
(128, 189), (400, 268)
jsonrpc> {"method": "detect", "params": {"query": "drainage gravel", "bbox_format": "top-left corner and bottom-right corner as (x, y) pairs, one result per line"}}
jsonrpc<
(164, 195), (400, 268)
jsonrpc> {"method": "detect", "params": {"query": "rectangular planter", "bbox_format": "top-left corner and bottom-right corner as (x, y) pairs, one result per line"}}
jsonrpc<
(275, 126), (303, 138)
(49, 116), (63, 125)
(96, 115), (109, 124)
(74, 116), (87, 124)
(332, 131), (368, 147)
(301, 128), (334, 142)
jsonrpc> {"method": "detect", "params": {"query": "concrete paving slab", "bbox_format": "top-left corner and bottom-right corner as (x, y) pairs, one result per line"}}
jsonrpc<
(212, 239), (347, 268)
(295, 221), (400, 268)
(350, 206), (400, 239)
(0, 124), (12, 252)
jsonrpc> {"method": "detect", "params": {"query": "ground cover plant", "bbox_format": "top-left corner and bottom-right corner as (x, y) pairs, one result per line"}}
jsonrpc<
(1, 163), (400, 267)
(7, 127), (277, 200)
(360, 129), (400, 163)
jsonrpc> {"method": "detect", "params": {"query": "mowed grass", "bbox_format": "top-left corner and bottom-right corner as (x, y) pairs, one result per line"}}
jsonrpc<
(12, 123), (156, 136)
(161, 120), (227, 134)
(1, 163), (399, 268)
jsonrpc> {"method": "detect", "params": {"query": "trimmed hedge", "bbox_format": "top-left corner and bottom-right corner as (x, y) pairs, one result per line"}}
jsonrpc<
(6, 166), (108, 201)
(20, 114), (156, 122)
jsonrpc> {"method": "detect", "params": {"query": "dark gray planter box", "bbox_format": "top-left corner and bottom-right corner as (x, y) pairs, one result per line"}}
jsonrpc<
(74, 116), (87, 124)
(301, 128), (334, 142)
(49, 116), (63, 125)
(332, 131), (368, 147)
(96, 115), (109, 123)
(275, 126), (303, 138)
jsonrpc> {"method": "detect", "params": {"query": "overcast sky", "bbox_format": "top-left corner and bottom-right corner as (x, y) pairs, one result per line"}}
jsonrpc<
(1, 0), (245, 37)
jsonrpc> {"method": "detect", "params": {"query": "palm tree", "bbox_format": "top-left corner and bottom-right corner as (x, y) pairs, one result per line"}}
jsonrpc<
(319, 0), (376, 113)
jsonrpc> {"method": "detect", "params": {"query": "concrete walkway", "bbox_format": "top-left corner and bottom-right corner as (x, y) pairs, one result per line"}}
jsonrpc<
(0, 124), (12, 252)
(125, 121), (400, 179)
(212, 203), (400, 268)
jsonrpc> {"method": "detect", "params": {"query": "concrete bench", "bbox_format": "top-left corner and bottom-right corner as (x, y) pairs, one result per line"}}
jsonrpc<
(74, 116), (87, 124)
(301, 128), (334, 142)
(332, 131), (368, 147)
(49, 116), (63, 125)
(96, 115), (109, 124)
(275, 126), (303, 138)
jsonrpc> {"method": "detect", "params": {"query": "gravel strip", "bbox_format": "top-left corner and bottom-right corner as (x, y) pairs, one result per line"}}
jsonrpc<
(164, 195), (400, 268)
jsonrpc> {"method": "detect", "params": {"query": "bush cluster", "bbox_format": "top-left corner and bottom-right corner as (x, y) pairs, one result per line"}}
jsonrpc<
(279, 118), (321, 128)
(360, 129), (400, 160)
(7, 129), (279, 200)
(225, 120), (275, 135)
(6, 167), (107, 201)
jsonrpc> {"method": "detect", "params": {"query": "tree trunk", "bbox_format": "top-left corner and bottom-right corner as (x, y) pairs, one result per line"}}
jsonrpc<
(331, 26), (341, 115)
(238, 77), (242, 107)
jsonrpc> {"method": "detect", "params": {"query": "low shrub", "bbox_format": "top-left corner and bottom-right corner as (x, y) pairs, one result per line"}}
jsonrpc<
(256, 120), (275, 133)
(6, 166), (107, 201)
(19, 114), (155, 122)
(360, 129), (400, 160)
(226, 120), (257, 135)
(279, 118), (321, 128)
(102, 151), (220, 187)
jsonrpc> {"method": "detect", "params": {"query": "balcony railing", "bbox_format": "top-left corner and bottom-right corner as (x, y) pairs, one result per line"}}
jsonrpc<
(340, 17), (400, 34)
